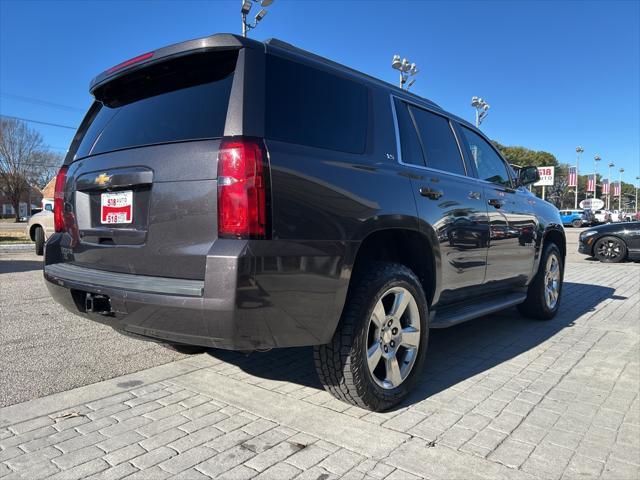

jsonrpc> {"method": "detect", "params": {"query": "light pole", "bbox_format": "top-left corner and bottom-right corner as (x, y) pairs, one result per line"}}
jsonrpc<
(241, 0), (274, 37)
(619, 168), (624, 211)
(575, 146), (583, 209)
(471, 97), (490, 127)
(391, 55), (419, 90)
(593, 155), (601, 199)
(607, 162), (614, 210)
(635, 176), (639, 216)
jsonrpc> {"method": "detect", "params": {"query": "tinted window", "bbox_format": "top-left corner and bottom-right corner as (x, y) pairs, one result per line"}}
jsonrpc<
(409, 106), (465, 175)
(394, 100), (425, 166)
(73, 51), (237, 160)
(266, 55), (367, 154)
(460, 126), (512, 186)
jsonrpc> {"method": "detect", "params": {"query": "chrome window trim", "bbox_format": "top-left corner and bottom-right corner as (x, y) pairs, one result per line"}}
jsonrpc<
(389, 94), (475, 181)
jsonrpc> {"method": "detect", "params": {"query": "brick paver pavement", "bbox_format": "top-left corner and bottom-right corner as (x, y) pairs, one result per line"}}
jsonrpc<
(1, 261), (638, 479)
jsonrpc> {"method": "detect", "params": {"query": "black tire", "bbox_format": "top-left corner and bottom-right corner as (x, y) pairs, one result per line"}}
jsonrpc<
(163, 343), (208, 355)
(594, 236), (627, 263)
(518, 243), (563, 320)
(571, 219), (582, 228)
(34, 227), (45, 256)
(314, 262), (429, 411)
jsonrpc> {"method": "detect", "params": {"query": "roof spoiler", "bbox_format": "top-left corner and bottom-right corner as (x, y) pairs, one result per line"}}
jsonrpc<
(89, 33), (262, 95)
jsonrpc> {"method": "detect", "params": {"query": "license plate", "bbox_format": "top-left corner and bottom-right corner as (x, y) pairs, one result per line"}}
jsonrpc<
(101, 191), (133, 224)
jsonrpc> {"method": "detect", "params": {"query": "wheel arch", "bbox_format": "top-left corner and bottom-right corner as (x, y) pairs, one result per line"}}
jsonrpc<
(347, 227), (439, 308)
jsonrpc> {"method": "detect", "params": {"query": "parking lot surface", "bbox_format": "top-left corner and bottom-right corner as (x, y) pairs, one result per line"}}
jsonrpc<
(0, 248), (638, 479)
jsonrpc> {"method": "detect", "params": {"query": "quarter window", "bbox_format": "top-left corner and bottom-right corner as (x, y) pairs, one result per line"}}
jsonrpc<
(394, 100), (425, 167)
(266, 55), (368, 154)
(460, 126), (512, 186)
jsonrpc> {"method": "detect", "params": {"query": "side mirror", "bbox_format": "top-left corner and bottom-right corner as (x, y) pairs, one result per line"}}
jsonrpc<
(518, 166), (540, 186)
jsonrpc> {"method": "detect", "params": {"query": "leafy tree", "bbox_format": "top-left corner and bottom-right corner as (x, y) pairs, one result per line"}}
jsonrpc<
(492, 141), (558, 168)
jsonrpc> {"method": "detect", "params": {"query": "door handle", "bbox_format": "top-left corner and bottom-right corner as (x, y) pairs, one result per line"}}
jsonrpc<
(468, 191), (481, 200)
(488, 198), (504, 209)
(419, 186), (443, 200)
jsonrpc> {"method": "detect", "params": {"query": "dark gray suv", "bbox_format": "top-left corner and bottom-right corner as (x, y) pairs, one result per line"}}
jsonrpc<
(44, 34), (566, 411)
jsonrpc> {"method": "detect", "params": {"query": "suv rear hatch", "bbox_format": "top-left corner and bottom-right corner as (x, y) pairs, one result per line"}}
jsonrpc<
(60, 47), (239, 280)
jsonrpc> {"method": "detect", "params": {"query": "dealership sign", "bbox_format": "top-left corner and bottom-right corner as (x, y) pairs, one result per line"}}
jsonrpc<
(580, 198), (605, 210)
(534, 166), (555, 186)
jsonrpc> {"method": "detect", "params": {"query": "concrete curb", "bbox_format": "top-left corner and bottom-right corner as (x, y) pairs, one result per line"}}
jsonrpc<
(0, 359), (203, 428)
(0, 243), (33, 252)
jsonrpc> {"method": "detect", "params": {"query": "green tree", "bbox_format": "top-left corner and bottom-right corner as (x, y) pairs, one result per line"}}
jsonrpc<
(492, 141), (558, 168)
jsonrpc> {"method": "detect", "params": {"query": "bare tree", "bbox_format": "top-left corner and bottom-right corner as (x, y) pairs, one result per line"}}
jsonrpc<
(0, 118), (60, 221)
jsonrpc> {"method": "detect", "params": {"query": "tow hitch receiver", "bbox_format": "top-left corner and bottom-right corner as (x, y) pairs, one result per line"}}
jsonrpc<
(85, 293), (112, 315)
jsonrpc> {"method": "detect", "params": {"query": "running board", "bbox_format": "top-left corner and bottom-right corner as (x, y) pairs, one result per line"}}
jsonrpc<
(430, 292), (527, 329)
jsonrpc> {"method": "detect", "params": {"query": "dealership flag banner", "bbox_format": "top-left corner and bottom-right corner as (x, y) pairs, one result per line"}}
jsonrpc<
(587, 174), (596, 192)
(568, 166), (577, 187)
(602, 179), (610, 195)
(614, 181), (621, 196)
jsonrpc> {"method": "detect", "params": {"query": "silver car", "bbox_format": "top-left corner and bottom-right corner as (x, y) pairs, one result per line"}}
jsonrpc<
(25, 210), (54, 255)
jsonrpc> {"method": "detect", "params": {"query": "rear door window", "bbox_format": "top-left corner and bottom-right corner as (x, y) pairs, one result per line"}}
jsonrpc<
(265, 55), (368, 154)
(408, 106), (466, 175)
(72, 51), (237, 160)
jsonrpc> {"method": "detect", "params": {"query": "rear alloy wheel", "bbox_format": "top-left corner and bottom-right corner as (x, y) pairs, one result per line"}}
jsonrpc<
(571, 219), (582, 228)
(314, 262), (428, 411)
(594, 236), (627, 263)
(34, 227), (45, 256)
(518, 243), (563, 320)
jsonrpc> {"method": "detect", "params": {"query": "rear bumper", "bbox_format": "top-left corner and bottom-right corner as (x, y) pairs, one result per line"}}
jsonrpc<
(44, 234), (348, 350)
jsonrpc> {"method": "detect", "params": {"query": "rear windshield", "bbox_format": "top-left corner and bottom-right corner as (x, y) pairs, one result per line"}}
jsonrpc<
(265, 54), (368, 154)
(69, 50), (237, 161)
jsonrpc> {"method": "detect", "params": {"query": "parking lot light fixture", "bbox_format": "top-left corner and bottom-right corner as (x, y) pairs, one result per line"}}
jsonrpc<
(392, 55), (419, 90)
(471, 96), (490, 127)
(241, 0), (274, 37)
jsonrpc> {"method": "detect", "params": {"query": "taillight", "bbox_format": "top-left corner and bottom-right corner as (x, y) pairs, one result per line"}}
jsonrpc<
(53, 166), (68, 232)
(217, 137), (268, 239)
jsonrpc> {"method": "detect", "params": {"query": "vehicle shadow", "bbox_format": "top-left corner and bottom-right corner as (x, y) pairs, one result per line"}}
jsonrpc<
(206, 281), (624, 405)
(0, 259), (43, 274)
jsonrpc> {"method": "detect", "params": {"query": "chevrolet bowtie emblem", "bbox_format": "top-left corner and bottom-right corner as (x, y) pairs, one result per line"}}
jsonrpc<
(95, 173), (112, 186)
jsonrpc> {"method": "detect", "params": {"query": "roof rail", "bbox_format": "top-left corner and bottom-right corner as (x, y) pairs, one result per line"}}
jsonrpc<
(265, 38), (442, 110)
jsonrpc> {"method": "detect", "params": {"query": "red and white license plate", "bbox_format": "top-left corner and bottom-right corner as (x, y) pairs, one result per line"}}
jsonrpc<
(101, 191), (133, 224)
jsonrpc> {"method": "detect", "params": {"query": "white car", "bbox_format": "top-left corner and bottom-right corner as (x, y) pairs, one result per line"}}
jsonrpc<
(24, 210), (54, 255)
(593, 210), (611, 224)
(610, 210), (632, 222)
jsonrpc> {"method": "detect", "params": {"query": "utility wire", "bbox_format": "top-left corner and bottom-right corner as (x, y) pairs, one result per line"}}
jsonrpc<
(0, 92), (85, 113)
(0, 114), (77, 130)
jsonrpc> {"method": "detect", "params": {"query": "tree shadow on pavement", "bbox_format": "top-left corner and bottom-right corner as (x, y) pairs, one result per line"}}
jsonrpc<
(206, 281), (624, 405)
(0, 259), (43, 274)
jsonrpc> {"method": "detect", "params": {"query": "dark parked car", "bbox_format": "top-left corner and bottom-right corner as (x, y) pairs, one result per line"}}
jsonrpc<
(578, 222), (640, 263)
(44, 34), (566, 411)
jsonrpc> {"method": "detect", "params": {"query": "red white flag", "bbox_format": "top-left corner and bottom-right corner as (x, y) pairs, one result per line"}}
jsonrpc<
(602, 179), (610, 195)
(587, 174), (596, 192)
(568, 166), (577, 187)
(613, 182), (621, 196)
